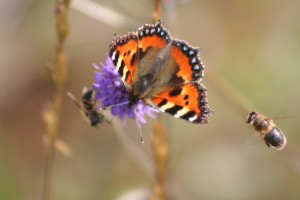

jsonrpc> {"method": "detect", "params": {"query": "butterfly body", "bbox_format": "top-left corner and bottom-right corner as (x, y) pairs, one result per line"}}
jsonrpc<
(129, 41), (173, 106)
(109, 20), (213, 124)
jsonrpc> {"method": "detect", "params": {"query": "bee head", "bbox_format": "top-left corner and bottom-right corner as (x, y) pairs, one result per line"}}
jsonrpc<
(246, 111), (258, 124)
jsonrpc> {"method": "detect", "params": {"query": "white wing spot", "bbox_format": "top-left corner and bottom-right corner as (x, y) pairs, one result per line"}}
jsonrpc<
(193, 64), (200, 70)
(175, 108), (189, 118)
(161, 102), (175, 111)
(122, 68), (129, 80)
(111, 51), (116, 61)
(116, 55), (123, 70)
(191, 57), (197, 63)
(189, 50), (195, 55)
(189, 115), (197, 122)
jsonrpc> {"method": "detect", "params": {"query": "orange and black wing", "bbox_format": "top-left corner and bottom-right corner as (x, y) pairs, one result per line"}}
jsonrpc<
(109, 32), (138, 85)
(137, 20), (171, 54)
(168, 40), (205, 84)
(149, 83), (213, 124)
(136, 21), (206, 87)
(135, 20), (173, 82)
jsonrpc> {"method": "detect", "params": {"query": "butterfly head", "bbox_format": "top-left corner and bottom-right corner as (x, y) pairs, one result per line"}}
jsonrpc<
(128, 79), (149, 107)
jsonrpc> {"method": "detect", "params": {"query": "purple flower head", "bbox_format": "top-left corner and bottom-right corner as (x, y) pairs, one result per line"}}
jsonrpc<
(93, 57), (158, 127)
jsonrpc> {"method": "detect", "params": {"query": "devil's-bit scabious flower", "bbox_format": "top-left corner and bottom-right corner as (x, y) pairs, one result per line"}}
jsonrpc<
(93, 57), (158, 127)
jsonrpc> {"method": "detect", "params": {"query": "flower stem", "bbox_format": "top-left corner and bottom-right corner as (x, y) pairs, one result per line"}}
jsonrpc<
(150, 1), (169, 199)
(42, 1), (71, 200)
(153, 0), (162, 23)
(151, 116), (168, 200)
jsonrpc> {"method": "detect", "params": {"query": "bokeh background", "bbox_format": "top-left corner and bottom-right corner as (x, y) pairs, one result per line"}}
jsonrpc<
(1, 0), (300, 199)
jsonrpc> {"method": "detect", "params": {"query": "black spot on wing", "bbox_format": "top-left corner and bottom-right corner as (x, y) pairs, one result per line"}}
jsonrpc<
(169, 87), (182, 97)
(130, 52), (136, 66)
(169, 67), (185, 84)
(118, 60), (125, 77)
(165, 105), (183, 115)
(181, 110), (196, 121)
(138, 47), (148, 61)
(157, 99), (168, 107)
(125, 71), (130, 82)
(171, 76), (185, 84)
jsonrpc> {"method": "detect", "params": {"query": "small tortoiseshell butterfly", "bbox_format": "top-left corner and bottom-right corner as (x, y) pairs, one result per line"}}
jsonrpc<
(109, 20), (213, 124)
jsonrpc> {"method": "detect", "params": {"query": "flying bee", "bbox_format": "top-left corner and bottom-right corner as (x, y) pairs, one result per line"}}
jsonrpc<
(246, 111), (287, 150)
(67, 87), (105, 127)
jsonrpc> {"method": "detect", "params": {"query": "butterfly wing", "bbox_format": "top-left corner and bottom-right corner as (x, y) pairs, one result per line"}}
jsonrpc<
(139, 23), (212, 123)
(147, 39), (206, 94)
(136, 21), (206, 91)
(109, 20), (173, 85)
(148, 82), (212, 124)
(137, 20), (171, 55)
(110, 21), (213, 123)
(135, 20), (173, 83)
(109, 32), (138, 85)
(169, 40), (205, 83)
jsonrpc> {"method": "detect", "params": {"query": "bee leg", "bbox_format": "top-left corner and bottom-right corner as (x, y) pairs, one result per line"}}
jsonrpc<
(265, 141), (271, 148)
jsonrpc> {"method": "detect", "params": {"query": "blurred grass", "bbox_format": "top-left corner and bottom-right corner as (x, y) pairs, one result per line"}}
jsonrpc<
(1, 0), (300, 199)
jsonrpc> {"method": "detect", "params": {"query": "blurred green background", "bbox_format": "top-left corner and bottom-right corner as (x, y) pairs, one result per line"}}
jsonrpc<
(1, 0), (300, 199)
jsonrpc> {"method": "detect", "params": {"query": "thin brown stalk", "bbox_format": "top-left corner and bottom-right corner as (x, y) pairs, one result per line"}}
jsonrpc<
(150, 116), (168, 200)
(150, 1), (168, 199)
(42, 1), (71, 200)
(153, 0), (162, 22)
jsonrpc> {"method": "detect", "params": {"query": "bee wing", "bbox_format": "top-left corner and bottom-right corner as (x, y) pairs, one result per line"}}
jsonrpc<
(67, 92), (83, 110)
(67, 91), (91, 124)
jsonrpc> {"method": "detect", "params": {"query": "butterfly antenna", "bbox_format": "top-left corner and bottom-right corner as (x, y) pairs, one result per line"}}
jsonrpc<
(100, 101), (130, 109)
(133, 106), (144, 143)
(139, 126), (144, 144)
